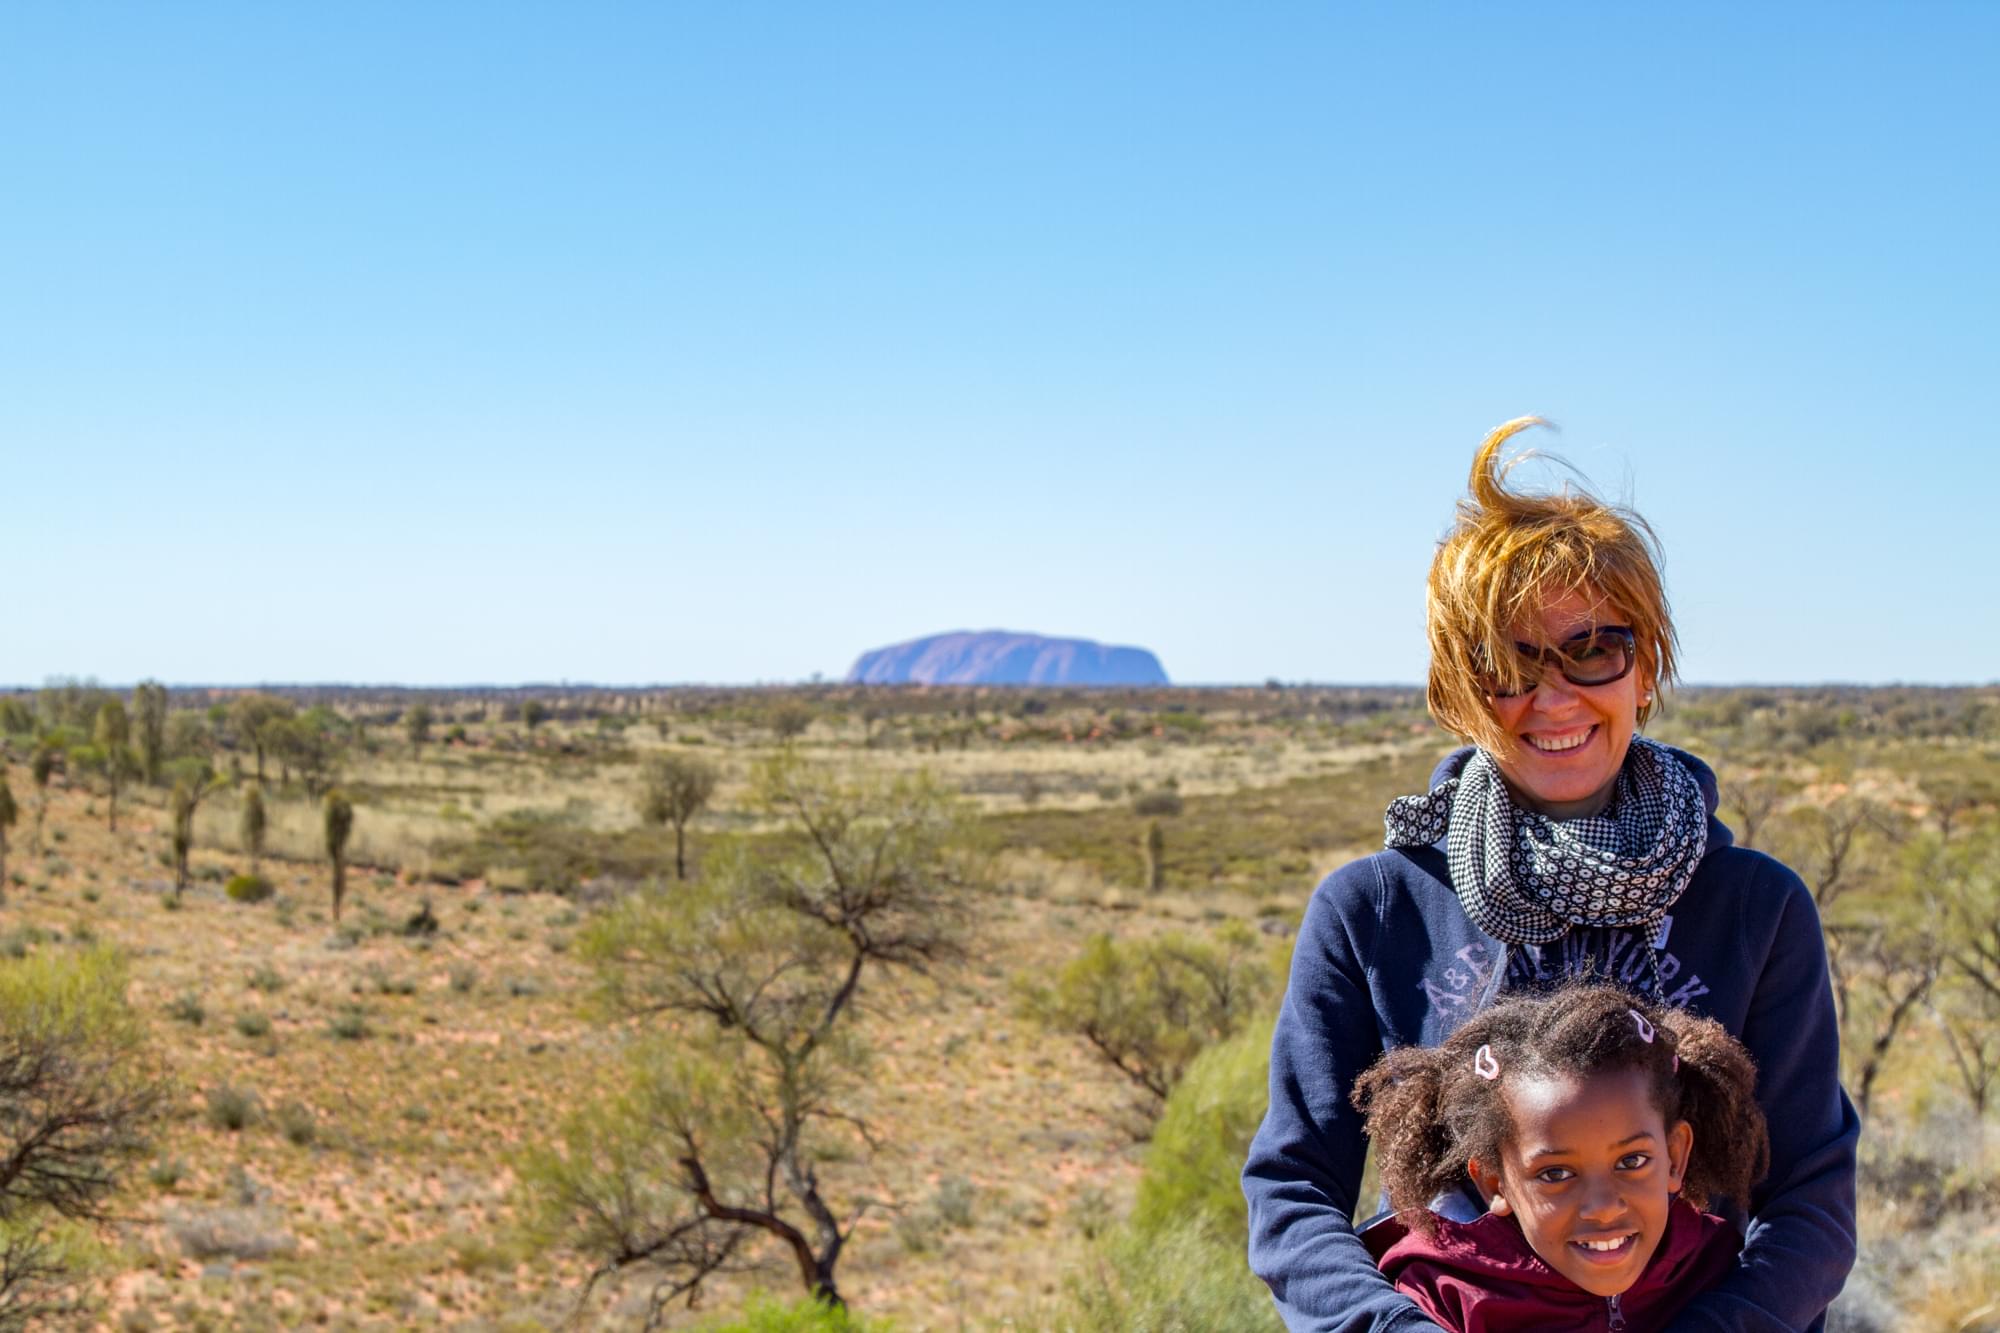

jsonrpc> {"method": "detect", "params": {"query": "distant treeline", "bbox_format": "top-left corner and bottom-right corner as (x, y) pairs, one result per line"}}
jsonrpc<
(7, 678), (1996, 740)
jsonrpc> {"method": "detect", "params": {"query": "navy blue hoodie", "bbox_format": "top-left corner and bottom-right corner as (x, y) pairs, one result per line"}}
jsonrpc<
(1242, 745), (1858, 1332)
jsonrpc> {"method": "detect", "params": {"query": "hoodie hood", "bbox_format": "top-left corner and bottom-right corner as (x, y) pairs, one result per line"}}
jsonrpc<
(1426, 742), (1733, 855)
(1367, 1198), (1739, 1332)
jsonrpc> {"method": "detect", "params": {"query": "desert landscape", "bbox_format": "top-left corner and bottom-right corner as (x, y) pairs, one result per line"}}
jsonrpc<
(0, 681), (1993, 1331)
(16, 4), (1997, 1329)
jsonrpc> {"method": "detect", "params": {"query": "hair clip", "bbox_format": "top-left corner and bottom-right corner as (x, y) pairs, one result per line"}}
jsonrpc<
(1474, 1044), (1500, 1080)
(1628, 1009), (1655, 1044)
(1672, 1054), (1680, 1073)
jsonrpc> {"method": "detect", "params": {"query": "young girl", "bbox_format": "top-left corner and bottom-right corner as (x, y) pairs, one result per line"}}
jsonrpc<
(1351, 984), (1771, 1333)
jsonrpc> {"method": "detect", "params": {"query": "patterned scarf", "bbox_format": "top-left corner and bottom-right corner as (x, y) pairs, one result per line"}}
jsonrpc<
(1383, 736), (1708, 998)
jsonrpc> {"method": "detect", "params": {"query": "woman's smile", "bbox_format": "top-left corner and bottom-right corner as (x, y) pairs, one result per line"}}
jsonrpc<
(1524, 724), (1597, 755)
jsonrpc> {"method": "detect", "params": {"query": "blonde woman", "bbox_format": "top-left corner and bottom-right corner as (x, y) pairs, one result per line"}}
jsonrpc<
(1242, 420), (1856, 1331)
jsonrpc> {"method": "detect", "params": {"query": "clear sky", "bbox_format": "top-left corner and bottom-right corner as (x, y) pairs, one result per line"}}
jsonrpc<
(5, 4), (1996, 687)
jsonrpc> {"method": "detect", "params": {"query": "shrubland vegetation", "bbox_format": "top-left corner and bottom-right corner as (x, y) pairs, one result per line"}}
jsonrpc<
(0, 946), (167, 1327)
(0, 678), (1992, 1328)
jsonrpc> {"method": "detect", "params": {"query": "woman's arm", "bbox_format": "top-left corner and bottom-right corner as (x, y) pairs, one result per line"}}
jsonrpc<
(1666, 862), (1860, 1332)
(1242, 863), (1447, 1333)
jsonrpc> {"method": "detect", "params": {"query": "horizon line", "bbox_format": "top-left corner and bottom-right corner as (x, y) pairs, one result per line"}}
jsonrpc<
(6, 678), (1996, 693)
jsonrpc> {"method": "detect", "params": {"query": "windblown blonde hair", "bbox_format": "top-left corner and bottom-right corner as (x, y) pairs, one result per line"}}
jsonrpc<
(1426, 418), (1678, 756)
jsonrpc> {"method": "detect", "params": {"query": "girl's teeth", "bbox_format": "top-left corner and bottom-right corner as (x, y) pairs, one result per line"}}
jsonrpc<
(1580, 1236), (1629, 1251)
(1529, 730), (1591, 752)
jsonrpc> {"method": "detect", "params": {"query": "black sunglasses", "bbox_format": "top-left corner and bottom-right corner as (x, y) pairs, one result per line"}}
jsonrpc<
(1480, 625), (1638, 698)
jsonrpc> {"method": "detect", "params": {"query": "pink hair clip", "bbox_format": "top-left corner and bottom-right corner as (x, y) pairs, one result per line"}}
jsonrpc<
(1474, 1044), (1500, 1081)
(1628, 1009), (1655, 1044)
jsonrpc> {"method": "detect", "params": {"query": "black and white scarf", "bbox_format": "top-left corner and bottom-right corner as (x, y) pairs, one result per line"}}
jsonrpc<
(1383, 736), (1708, 999)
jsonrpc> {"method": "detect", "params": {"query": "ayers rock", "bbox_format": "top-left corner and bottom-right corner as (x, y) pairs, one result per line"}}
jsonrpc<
(847, 631), (1170, 686)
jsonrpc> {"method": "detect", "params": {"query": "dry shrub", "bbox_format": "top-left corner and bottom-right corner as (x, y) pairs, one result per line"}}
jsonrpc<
(166, 1206), (297, 1261)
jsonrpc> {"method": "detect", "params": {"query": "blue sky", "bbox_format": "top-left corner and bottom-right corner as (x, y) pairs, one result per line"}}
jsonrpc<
(5, 4), (1996, 686)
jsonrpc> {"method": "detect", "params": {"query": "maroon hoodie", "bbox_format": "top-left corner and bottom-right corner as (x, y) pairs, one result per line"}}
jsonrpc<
(1362, 1198), (1739, 1333)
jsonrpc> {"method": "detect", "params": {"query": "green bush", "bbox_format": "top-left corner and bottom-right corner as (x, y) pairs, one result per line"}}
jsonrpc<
(276, 1102), (317, 1147)
(931, 1174), (976, 1229)
(1017, 927), (1275, 1104)
(1132, 1013), (1275, 1241)
(148, 1156), (186, 1191)
(1019, 1015), (1283, 1331)
(225, 873), (274, 903)
(234, 1011), (272, 1039)
(1035, 1215), (1280, 1332)
(429, 807), (681, 896)
(205, 1084), (260, 1132)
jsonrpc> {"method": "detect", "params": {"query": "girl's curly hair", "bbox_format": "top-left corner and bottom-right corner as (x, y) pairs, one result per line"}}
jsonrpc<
(1351, 983), (1768, 1234)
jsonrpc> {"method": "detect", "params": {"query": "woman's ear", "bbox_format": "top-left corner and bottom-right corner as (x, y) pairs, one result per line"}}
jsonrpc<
(1666, 1119), (1694, 1192)
(1468, 1157), (1512, 1216)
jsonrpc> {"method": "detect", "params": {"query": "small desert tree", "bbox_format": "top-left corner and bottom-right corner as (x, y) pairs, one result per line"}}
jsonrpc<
(90, 702), (134, 833)
(1017, 925), (1276, 1105)
(35, 681), (109, 734)
(1141, 820), (1166, 892)
(228, 693), (295, 786)
(1132, 785), (1183, 891)
(404, 703), (433, 755)
(1933, 982), (2000, 1115)
(1834, 919), (1940, 1120)
(240, 785), (267, 878)
(168, 781), (196, 897)
(0, 946), (167, 1325)
(638, 753), (719, 881)
(131, 681), (167, 787)
(1722, 772), (1795, 852)
(520, 700), (548, 733)
(27, 743), (57, 855)
(270, 710), (342, 798)
(525, 755), (979, 1314)
(1778, 794), (1894, 913)
(160, 759), (222, 900)
(164, 710), (211, 767)
(323, 791), (354, 922)
(1919, 767), (1998, 845)
(1932, 826), (2000, 1111)
(768, 701), (813, 743)
(0, 778), (16, 902)
(1938, 827), (2000, 1006)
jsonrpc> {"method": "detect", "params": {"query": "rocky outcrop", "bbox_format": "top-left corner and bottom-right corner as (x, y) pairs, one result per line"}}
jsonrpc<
(846, 631), (1169, 686)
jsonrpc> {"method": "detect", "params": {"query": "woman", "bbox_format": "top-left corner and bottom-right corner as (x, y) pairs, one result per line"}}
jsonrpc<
(1242, 419), (1857, 1331)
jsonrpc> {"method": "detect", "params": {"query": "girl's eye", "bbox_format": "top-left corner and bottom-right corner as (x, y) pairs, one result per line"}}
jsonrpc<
(1534, 1167), (1575, 1184)
(1617, 1153), (1653, 1171)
